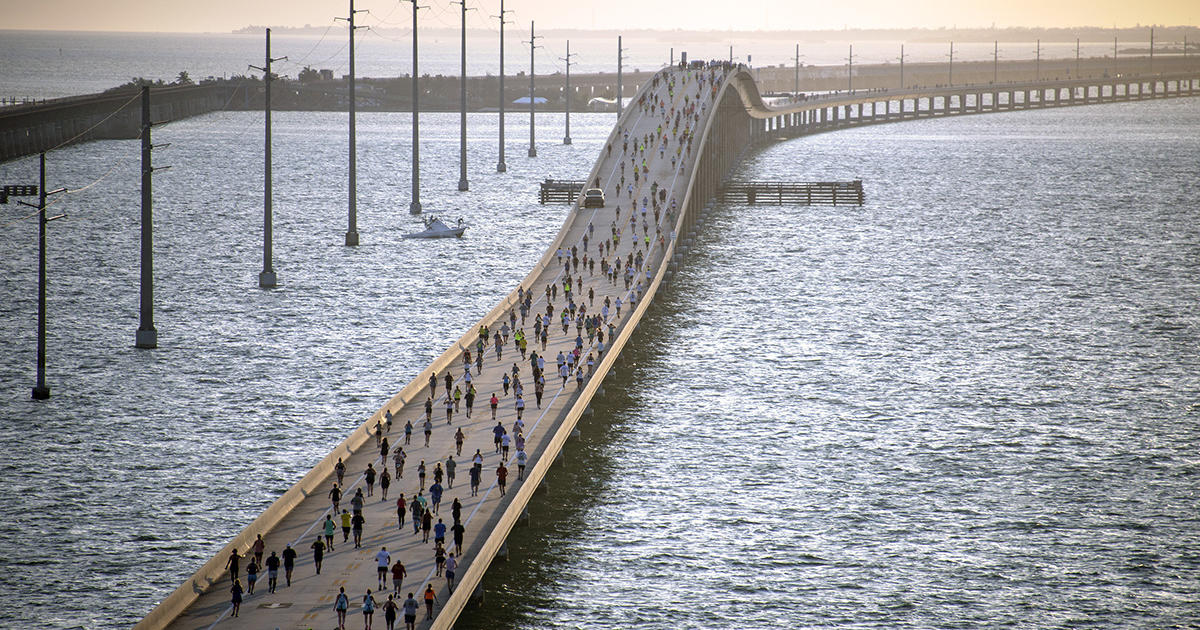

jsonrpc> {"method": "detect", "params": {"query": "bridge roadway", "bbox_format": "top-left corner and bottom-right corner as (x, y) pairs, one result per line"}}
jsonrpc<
(143, 64), (729, 630)
(141, 64), (1200, 630)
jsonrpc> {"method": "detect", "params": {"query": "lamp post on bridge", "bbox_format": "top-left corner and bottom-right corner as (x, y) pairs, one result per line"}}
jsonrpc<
(1075, 37), (1080, 77)
(617, 36), (629, 117)
(993, 41), (999, 83)
(899, 44), (905, 89)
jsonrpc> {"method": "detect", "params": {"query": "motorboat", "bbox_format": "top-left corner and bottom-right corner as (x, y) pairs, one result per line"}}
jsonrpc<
(402, 216), (467, 239)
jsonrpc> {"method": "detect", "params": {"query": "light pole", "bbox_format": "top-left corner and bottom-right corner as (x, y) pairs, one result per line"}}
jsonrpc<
(794, 43), (800, 98)
(494, 0), (511, 172)
(562, 40), (576, 144)
(337, 0), (368, 244)
(617, 36), (628, 116)
(456, 0), (470, 191)
(407, 0), (424, 214)
(527, 21), (541, 158)
(993, 41), (999, 83)
(948, 41), (954, 86)
(847, 44), (854, 92)
(250, 28), (286, 287)
(900, 44), (905, 89)
(5, 160), (64, 399)
(1035, 39), (1041, 81)
(136, 85), (159, 349)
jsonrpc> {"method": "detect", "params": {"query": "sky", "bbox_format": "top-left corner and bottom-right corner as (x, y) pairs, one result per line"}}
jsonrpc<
(0, 0), (1194, 33)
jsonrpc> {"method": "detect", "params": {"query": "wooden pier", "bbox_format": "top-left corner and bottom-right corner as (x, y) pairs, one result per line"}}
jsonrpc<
(719, 180), (864, 206)
(538, 179), (585, 204)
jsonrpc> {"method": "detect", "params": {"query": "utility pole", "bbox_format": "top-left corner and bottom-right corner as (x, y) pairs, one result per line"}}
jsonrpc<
(250, 28), (286, 287)
(136, 85), (158, 349)
(7, 159), (64, 398)
(1075, 37), (1080, 77)
(847, 44), (854, 92)
(993, 41), (998, 83)
(900, 44), (905, 89)
(562, 39), (576, 144)
(728, 45), (732, 64)
(407, 0), (424, 213)
(494, 0), (511, 172)
(1035, 39), (1041, 81)
(617, 35), (624, 116)
(1149, 27), (1154, 74)
(1114, 35), (1118, 76)
(337, 0), (367, 243)
(794, 43), (800, 97)
(456, 0), (470, 191)
(527, 21), (541, 158)
(948, 41), (954, 86)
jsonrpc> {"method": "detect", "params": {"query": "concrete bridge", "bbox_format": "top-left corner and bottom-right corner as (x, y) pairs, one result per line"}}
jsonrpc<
(136, 65), (1199, 630)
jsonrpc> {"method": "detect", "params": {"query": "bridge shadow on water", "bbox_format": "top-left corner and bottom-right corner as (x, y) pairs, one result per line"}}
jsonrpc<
(453, 239), (719, 627)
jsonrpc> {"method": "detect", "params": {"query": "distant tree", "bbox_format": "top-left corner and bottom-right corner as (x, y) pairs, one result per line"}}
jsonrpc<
(298, 66), (321, 83)
(173, 71), (194, 85)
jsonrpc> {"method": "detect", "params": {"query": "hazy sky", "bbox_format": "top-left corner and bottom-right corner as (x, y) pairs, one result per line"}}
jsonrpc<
(0, 0), (1194, 32)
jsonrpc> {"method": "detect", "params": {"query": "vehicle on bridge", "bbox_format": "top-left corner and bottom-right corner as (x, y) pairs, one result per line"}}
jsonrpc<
(582, 188), (606, 208)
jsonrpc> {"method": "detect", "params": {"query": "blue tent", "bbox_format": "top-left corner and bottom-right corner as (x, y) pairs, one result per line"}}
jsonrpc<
(512, 96), (548, 104)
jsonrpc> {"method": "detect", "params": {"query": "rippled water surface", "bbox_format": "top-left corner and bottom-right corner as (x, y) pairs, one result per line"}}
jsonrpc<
(2, 98), (1199, 629)
(457, 98), (1200, 629)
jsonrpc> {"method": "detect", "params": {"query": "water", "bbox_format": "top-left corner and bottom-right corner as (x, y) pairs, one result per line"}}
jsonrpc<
(456, 97), (1200, 628)
(1, 79), (1198, 629)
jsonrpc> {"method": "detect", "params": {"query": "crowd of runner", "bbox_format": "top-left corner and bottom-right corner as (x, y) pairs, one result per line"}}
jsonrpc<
(220, 60), (730, 630)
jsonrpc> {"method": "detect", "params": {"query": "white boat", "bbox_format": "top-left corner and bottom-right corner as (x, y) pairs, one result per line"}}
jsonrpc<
(403, 216), (467, 239)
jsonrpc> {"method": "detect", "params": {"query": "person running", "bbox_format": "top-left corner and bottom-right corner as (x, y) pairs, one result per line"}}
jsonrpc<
(383, 594), (400, 630)
(404, 420), (413, 445)
(335, 586), (351, 630)
(365, 463), (376, 496)
(445, 553), (458, 592)
(341, 509), (352, 541)
(324, 514), (336, 551)
(396, 494), (407, 529)
(252, 534), (266, 565)
(417, 460), (427, 491)
(376, 546), (391, 589)
(430, 481), (444, 514)
(423, 418), (433, 447)
(391, 559), (407, 593)
(497, 463), (509, 496)
(281, 544), (297, 586)
(311, 536), (326, 575)
(335, 457), (347, 486)
(451, 497), (463, 525)
(516, 448), (528, 480)
(393, 445), (405, 478)
(500, 432), (511, 459)
(352, 511), (366, 548)
(329, 483), (342, 513)
(265, 551), (280, 593)
(469, 463), (481, 497)
(492, 422), (505, 453)
(490, 393), (499, 420)
(379, 468), (391, 500)
(421, 509), (433, 544)
(445, 455), (456, 488)
(434, 518), (447, 547)
(423, 584), (438, 620)
(230, 579), (243, 617)
(224, 549), (241, 582)
(402, 593), (419, 630)
(351, 488), (365, 515)
(451, 520), (465, 556)
(245, 558), (258, 594)
(362, 589), (378, 630)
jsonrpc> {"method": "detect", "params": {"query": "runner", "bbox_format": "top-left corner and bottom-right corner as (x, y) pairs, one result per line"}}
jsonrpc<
(335, 587), (350, 630)
(230, 579), (243, 618)
(311, 536), (325, 575)
(362, 589), (377, 630)
(391, 558), (407, 593)
(376, 546), (391, 589)
(281, 543), (297, 586)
